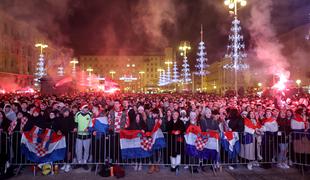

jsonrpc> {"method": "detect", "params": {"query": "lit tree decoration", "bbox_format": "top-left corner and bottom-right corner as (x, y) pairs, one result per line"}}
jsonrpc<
(158, 69), (164, 86)
(223, 0), (248, 96)
(224, 17), (248, 71)
(34, 43), (48, 87)
(179, 41), (191, 84)
(172, 61), (179, 83)
(195, 25), (209, 76)
(165, 61), (172, 84)
(57, 65), (64, 77)
(162, 70), (168, 85)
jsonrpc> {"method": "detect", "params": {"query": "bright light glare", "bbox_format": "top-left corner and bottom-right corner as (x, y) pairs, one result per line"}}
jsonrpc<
(228, 3), (235, 9)
(224, 0), (230, 6)
(272, 73), (288, 91)
(240, 0), (247, 6)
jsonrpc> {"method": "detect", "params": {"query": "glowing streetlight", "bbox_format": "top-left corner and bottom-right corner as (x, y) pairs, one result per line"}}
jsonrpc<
(35, 43), (48, 55)
(179, 42), (191, 57)
(86, 67), (93, 76)
(86, 67), (93, 87)
(109, 70), (116, 79)
(70, 58), (79, 77)
(258, 82), (262, 87)
(296, 79), (301, 94)
(224, 0), (247, 15)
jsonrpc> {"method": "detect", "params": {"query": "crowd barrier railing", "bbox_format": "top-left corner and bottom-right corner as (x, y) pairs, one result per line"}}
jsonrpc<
(1, 130), (309, 175)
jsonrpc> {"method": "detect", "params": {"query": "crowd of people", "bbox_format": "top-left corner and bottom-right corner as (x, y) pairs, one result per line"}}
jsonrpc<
(0, 92), (309, 177)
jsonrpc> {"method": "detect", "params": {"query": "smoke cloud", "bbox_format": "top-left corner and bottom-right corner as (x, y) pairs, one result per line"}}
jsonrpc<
(132, 0), (177, 48)
(0, 0), (75, 83)
(0, 0), (72, 45)
(246, 0), (290, 79)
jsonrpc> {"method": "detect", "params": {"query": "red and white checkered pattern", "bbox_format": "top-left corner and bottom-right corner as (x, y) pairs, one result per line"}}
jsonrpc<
(8, 117), (28, 135)
(195, 136), (208, 151)
(113, 111), (122, 133)
(140, 136), (153, 151)
(35, 143), (47, 157)
(8, 120), (17, 135)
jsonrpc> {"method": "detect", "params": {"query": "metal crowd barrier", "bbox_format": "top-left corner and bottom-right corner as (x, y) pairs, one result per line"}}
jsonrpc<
(1, 130), (309, 176)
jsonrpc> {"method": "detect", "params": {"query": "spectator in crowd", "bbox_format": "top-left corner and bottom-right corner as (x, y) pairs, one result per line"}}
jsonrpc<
(167, 111), (185, 173)
(74, 104), (92, 170)
(53, 108), (75, 172)
(261, 109), (279, 169)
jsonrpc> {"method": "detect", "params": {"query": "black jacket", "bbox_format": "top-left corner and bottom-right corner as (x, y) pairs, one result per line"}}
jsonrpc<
(52, 115), (75, 135)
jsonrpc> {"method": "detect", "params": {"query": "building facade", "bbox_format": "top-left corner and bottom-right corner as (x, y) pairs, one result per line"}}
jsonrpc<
(0, 11), (62, 91)
(79, 48), (176, 92)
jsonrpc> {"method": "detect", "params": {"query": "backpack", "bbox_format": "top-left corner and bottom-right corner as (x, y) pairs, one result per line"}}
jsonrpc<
(113, 165), (125, 178)
(98, 164), (111, 177)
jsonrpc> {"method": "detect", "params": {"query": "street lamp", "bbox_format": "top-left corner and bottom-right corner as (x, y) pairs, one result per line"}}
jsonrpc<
(296, 79), (301, 93)
(296, 79), (301, 86)
(35, 43), (48, 55)
(70, 58), (79, 77)
(258, 82), (262, 87)
(224, 0), (247, 16)
(109, 70), (116, 79)
(223, 0), (248, 97)
(86, 67), (93, 87)
(139, 71), (145, 92)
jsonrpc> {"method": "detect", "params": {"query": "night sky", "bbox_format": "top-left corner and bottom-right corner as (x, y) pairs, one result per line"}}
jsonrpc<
(1, 0), (310, 63)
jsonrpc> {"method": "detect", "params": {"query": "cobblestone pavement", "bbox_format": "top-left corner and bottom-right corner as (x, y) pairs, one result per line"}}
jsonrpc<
(9, 165), (310, 180)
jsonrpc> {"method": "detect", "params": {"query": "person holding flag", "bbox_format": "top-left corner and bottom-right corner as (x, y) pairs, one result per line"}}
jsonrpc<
(108, 100), (128, 163)
(146, 108), (163, 174)
(89, 105), (109, 172)
(240, 111), (262, 170)
(260, 109), (278, 169)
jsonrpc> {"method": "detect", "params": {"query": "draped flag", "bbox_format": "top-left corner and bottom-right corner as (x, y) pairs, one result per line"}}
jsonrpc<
(242, 118), (259, 144)
(120, 121), (166, 159)
(88, 116), (109, 135)
(184, 125), (220, 161)
(221, 131), (240, 159)
(21, 126), (66, 163)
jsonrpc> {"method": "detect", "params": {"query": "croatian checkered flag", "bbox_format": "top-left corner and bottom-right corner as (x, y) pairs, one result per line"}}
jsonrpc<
(140, 136), (154, 151)
(195, 134), (208, 151)
(21, 126), (66, 163)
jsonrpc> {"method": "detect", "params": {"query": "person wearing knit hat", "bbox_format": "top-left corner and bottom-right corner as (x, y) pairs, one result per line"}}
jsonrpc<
(180, 109), (189, 125)
(74, 103), (92, 170)
(80, 104), (89, 111)
(4, 104), (17, 122)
